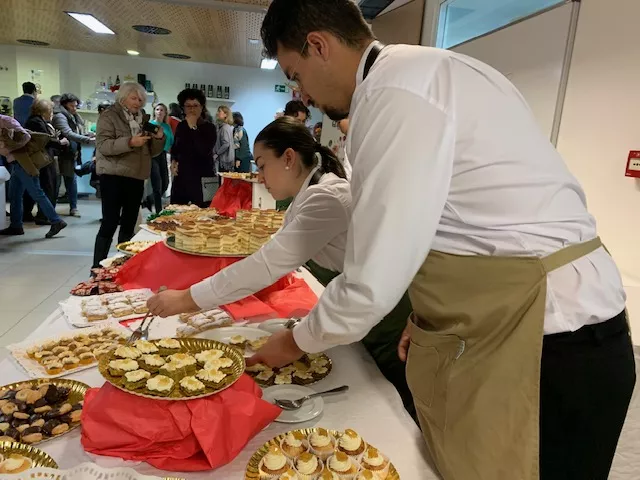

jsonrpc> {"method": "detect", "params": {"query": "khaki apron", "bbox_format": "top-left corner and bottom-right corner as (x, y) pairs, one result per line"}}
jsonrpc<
(406, 237), (603, 479)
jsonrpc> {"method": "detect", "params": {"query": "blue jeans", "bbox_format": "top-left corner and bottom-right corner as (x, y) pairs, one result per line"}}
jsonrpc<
(63, 174), (78, 210)
(9, 162), (62, 228)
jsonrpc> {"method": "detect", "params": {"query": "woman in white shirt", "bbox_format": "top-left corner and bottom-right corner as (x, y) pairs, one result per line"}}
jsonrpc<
(147, 117), (415, 419)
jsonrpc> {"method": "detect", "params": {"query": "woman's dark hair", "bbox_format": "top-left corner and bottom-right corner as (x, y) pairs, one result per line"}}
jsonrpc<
(177, 88), (208, 119)
(97, 102), (111, 114)
(261, 0), (374, 59)
(233, 112), (244, 127)
(169, 102), (183, 119)
(154, 103), (168, 123)
(60, 93), (81, 107)
(255, 117), (346, 179)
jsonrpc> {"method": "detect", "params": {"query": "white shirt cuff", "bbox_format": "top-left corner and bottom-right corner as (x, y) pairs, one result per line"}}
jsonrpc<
(189, 280), (217, 311)
(292, 320), (334, 354)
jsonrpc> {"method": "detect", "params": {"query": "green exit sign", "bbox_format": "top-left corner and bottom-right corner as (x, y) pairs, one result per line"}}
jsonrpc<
(275, 84), (286, 93)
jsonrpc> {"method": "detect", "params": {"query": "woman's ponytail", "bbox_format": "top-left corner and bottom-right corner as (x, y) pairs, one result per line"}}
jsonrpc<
(315, 143), (347, 180)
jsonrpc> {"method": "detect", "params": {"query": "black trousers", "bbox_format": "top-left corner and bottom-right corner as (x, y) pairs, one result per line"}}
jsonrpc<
(540, 310), (635, 479)
(92, 174), (144, 268)
(150, 151), (169, 214)
(23, 162), (57, 220)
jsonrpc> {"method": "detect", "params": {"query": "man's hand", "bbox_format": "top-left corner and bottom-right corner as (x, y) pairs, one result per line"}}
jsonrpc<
(247, 329), (305, 368)
(129, 134), (150, 148)
(146, 289), (199, 317)
(397, 314), (413, 362)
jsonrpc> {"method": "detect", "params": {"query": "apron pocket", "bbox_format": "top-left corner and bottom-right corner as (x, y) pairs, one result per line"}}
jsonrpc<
(407, 316), (463, 432)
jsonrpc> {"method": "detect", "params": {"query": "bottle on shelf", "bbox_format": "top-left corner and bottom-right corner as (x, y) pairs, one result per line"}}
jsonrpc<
(115, 75), (121, 87)
(108, 76), (113, 88)
(207, 85), (214, 98)
(185, 83), (190, 89)
(200, 84), (206, 94)
(216, 86), (223, 98)
(224, 87), (230, 99)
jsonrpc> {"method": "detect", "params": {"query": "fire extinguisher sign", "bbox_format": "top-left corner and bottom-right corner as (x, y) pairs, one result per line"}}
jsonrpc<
(626, 151), (640, 178)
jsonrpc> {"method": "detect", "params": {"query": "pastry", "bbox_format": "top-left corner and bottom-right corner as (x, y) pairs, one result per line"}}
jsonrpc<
(26, 346), (39, 359)
(51, 346), (68, 355)
(292, 370), (314, 386)
(0, 427), (20, 442)
(108, 359), (139, 376)
(229, 335), (247, 351)
(310, 365), (329, 381)
(45, 362), (64, 375)
(337, 429), (366, 457)
(66, 341), (83, 351)
(248, 336), (270, 351)
(195, 349), (224, 366)
(355, 470), (375, 480)
(159, 362), (189, 381)
(279, 366), (297, 375)
(78, 352), (96, 365)
(133, 340), (159, 355)
(166, 353), (197, 371)
(110, 305), (134, 318)
(34, 350), (53, 363)
(179, 376), (206, 396)
(176, 324), (199, 338)
(326, 452), (357, 478)
(139, 354), (166, 373)
(195, 368), (228, 389)
(255, 369), (275, 387)
(204, 356), (234, 372)
(57, 350), (74, 360)
(295, 452), (323, 479)
(246, 363), (269, 374)
(84, 307), (109, 322)
(20, 425), (43, 443)
(123, 369), (151, 390)
(74, 346), (92, 355)
(0, 454), (32, 474)
(360, 447), (389, 479)
(275, 373), (293, 385)
(114, 345), (142, 360)
(319, 470), (340, 480)
(131, 301), (149, 315)
(259, 445), (289, 477)
(281, 430), (307, 458)
(308, 429), (335, 460)
(310, 356), (329, 368)
(156, 338), (181, 355)
(62, 356), (80, 370)
(146, 375), (174, 397)
(279, 468), (300, 480)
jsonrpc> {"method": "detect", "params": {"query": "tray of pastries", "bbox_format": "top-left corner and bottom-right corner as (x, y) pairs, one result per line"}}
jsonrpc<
(0, 379), (87, 445)
(116, 240), (160, 256)
(0, 441), (58, 473)
(7, 326), (130, 379)
(245, 427), (399, 480)
(98, 337), (245, 400)
(144, 207), (219, 236)
(176, 309), (234, 338)
(60, 289), (153, 327)
(245, 353), (332, 387)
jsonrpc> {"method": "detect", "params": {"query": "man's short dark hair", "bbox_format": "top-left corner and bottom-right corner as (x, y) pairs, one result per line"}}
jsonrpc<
(261, 0), (374, 58)
(22, 82), (37, 95)
(284, 100), (310, 119)
(60, 93), (80, 107)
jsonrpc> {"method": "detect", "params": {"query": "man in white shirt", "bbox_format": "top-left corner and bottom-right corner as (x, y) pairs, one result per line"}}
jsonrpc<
(250, 1), (635, 479)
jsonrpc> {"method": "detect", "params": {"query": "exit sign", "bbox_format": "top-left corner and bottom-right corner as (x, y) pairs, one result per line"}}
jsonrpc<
(275, 84), (286, 93)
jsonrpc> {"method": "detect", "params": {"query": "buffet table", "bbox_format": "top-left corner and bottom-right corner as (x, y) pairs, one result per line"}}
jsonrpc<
(0, 229), (437, 479)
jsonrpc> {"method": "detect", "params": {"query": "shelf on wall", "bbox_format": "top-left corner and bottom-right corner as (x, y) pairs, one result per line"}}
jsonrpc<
(77, 109), (100, 114)
(206, 98), (235, 105)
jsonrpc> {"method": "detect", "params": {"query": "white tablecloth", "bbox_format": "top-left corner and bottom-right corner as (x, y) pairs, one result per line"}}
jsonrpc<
(0, 230), (437, 479)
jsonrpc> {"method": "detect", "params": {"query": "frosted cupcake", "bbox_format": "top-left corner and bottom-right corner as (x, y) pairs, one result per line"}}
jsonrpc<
(279, 468), (300, 480)
(259, 445), (290, 478)
(280, 430), (308, 458)
(294, 452), (323, 480)
(308, 429), (335, 461)
(318, 470), (339, 480)
(359, 448), (389, 480)
(326, 452), (358, 479)
(337, 429), (366, 457)
(355, 470), (376, 480)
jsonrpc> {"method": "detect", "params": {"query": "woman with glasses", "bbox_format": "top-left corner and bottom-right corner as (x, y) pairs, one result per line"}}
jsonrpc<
(170, 89), (217, 207)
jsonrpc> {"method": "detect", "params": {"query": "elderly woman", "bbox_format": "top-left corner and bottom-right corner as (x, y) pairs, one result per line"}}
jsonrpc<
(92, 82), (165, 268)
(214, 105), (235, 173)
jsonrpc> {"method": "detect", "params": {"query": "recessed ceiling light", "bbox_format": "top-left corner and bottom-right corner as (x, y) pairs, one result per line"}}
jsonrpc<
(248, 39), (260, 45)
(260, 58), (278, 70)
(127, 50), (140, 56)
(17, 39), (50, 46)
(133, 25), (171, 35)
(163, 53), (191, 60)
(66, 12), (115, 34)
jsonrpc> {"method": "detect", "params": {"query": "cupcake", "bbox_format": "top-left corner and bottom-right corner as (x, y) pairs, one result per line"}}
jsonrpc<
(359, 448), (389, 480)
(133, 340), (158, 355)
(195, 368), (228, 389)
(326, 452), (358, 479)
(114, 345), (142, 360)
(45, 362), (63, 375)
(179, 376), (206, 396)
(156, 338), (181, 355)
(319, 470), (339, 480)
(279, 468), (299, 480)
(139, 354), (166, 373)
(308, 429), (335, 461)
(337, 429), (366, 457)
(259, 445), (290, 478)
(355, 470), (375, 480)
(294, 452), (323, 480)
(146, 375), (175, 397)
(108, 359), (139, 376)
(123, 369), (151, 390)
(195, 349), (224, 366)
(62, 356), (80, 370)
(281, 430), (307, 458)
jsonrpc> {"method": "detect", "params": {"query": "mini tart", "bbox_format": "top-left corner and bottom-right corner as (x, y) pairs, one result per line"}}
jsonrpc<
(254, 369), (275, 387)
(308, 429), (335, 461)
(292, 370), (315, 386)
(327, 452), (358, 478)
(295, 452), (323, 480)
(26, 346), (39, 358)
(45, 362), (64, 375)
(62, 356), (80, 370)
(114, 345), (142, 360)
(66, 341), (83, 351)
(195, 368), (228, 389)
(133, 340), (158, 355)
(108, 359), (139, 376)
(57, 350), (74, 360)
(179, 376), (206, 396)
(0, 454), (32, 474)
(139, 354), (166, 373)
(146, 375), (174, 397)
(360, 447), (389, 477)
(78, 352), (96, 365)
(338, 429), (366, 457)
(159, 362), (188, 381)
(195, 349), (224, 366)
(123, 369), (151, 390)
(259, 445), (289, 477)
(156, 338), (181, 355)
(280, 430), (308, 458)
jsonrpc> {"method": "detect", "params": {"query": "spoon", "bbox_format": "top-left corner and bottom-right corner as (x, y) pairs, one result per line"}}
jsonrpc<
(274, 385), (349, 410)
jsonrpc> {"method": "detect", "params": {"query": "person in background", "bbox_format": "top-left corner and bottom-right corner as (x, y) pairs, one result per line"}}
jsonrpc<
(148, 103), (174, 213)
(336, 118), (352, 181)
(53, 93), (95, 217)
(167, 103), (182, 135)
(232, 112), (253, 173)
(170, 88), (217, 207)
(92, 82), (165, 268)
(0, 113), (67, 238)
(284, 100), (310, 124)
(13, 82), (37, 126)
(214, 106), (235, 173)
(24, 99), (69, 225)
(50, 95), (61, 110)
(313, 121), (322, 142)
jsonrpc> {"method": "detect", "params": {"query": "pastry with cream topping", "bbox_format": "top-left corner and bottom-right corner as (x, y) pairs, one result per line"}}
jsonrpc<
(355, 470), (375, 480)
(156, 338), (181, 355)
(133, 340), (159, 354)
(146, 375), (174, 396)
(326, 451), (358, 478)
(280, 430), (307, 458)
(0, 454), (32, 474)
(123, 369), (151, 390)
(259, 445), (290, 477)
(195, 368), (228, 389)
(338, 429), (366, 456)
(179, 376), (206, 396)
(319, 470), (339, 480)
(308, 428), (335, 460)
(108, 359), (139, 376)
(279, 468), (300, 480)
(114, 345), (142, 360)
(139, 354), (166, 373)
(195, 348), (224, 366)
(294, 452), (323, 479)
(360, 447), (389, 479)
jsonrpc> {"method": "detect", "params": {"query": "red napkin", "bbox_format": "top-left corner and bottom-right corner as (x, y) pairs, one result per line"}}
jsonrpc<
(115, 243), (318, 321)
(81, 377), (281, 472)
(210, 179), (252, 218)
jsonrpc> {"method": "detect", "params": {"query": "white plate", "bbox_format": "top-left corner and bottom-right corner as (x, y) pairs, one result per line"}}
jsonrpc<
(196, 326), (271, 356)
(257, 318), (289, 334)
(262, 385), (324, 423)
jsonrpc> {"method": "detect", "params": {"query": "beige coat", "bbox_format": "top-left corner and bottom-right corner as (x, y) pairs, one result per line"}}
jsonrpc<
(96, 103), (164, 180)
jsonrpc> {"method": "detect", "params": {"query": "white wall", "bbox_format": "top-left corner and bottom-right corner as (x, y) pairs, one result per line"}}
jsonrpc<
(556, 0), (640, 331)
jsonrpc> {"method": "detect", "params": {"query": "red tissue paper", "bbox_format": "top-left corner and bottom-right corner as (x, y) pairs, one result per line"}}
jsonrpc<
(210, 179), (252, 218)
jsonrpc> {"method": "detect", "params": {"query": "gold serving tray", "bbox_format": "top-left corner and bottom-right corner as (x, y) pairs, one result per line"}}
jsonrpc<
(98, 338), (245, 400)
(245, 428), (400, 480)
(164, 236), (250, 258)
(116, 240), (159, 256)
(0, 441), (58, 470)
(0, 378), (89, 445)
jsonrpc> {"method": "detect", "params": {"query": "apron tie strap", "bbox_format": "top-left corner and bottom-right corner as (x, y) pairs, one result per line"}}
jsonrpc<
(540, 237), (602, 273)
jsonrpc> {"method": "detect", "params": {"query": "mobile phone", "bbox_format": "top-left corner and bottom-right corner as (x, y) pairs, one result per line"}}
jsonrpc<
(142, 122), (160, 135)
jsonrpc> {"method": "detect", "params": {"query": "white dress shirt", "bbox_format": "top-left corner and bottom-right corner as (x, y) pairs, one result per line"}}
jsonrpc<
(293, 43), (626, 353)
(190, 168), (351, 310)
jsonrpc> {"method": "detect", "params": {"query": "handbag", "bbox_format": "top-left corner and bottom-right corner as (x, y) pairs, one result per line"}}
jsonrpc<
(201, 176), (217, 203)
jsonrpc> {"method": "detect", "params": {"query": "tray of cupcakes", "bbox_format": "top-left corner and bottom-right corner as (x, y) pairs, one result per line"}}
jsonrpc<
(246, 427), (398, 480)
(245, 353), (333, 388)
(97, 338), (245, 400)
(0, 379), (87, 445)
(0, 441), (58, 474)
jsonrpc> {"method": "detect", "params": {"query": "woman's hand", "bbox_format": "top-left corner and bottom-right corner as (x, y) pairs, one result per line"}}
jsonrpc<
(170, 160), (178, 177)
(129, 134), (150, 148)
(146, 289), (200, 318)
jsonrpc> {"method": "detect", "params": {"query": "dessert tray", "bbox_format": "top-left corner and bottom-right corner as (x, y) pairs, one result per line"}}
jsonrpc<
(98, 337), (245, 400)
(246, 352), (333, 387)
(0, 441), (58, 473)
(0, 461), (185, 479)
(165, 235), (250, 258)
(116, 240), (159, 256)
(6, 325), (131, 379)
(60, 289), (153, 327)
(245, 428), (400, 480)
(0, 379), (88, 445)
